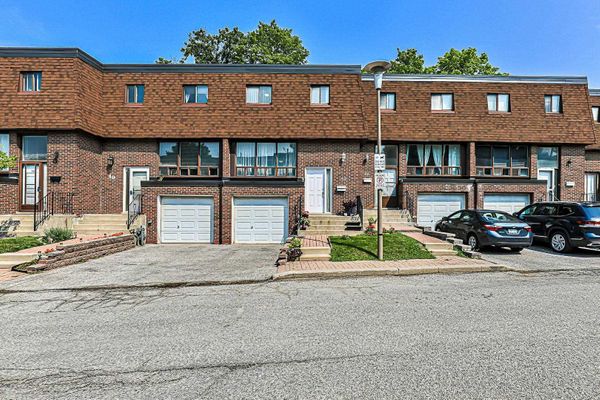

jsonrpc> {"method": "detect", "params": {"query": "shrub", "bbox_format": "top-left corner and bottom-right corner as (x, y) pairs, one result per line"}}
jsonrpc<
(287, 237), (302, 261)
(43, 227), (75, 243)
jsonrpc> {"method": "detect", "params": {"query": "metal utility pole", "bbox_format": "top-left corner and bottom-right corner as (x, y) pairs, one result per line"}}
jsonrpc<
(364, 61), (391, 261)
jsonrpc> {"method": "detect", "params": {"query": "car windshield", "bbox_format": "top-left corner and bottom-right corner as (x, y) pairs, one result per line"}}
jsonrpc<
(478, 211), (520, 223)
(582, 205), (600, 218)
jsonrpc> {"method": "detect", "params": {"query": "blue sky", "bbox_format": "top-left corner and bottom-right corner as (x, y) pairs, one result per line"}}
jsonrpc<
(2, 0), (600, 85)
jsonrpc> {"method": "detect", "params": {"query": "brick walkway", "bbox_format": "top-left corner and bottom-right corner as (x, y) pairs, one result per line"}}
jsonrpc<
(0, 269), (26, 283)
(301, 235), (329, 248)
(402, 231), (448, 245)
(278, 255), (488, 273)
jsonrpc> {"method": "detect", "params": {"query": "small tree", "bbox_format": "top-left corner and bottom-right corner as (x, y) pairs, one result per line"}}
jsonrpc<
(0, 151), (16, 170)
(389, 48), (427, 74)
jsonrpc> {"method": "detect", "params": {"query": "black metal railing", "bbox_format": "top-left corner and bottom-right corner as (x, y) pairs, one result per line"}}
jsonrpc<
(33, 191), (75, 231)
(293, 194), (303, 235)
(583, 193), (599, 202)
(404, 190), (414, 216)
(127, 193), (143, 229)
(356, 195), (364, 227)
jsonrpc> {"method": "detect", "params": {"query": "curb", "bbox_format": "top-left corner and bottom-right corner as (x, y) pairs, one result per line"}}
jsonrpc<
(273, 264), (511, 281)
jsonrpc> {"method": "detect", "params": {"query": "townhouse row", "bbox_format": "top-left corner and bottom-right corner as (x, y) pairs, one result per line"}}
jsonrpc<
(1, 48), (599, 244)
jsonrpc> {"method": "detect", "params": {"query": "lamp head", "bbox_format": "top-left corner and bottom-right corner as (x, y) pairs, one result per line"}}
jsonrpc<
(364, 61), (391, 90)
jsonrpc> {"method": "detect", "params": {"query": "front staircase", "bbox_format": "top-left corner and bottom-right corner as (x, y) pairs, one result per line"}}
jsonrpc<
(0, 214), (36, 237)
(300, 214), (363, 237)
(73, 214), (129, 236)
(362, 208), (418, 232)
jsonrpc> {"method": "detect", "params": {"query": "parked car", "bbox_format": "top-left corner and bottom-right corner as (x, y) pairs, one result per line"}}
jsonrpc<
(514, 202), (600, 253)
(435, 209), (533, 252)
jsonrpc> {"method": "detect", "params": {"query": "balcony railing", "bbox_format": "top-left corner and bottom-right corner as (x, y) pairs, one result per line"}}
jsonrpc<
(407, 166), (461, 176)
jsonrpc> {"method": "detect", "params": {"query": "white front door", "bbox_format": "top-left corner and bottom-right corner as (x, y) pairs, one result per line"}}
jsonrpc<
(483, 194), (530, 214)
(124, 167), (150, 212)
(585, 173), (598, 201)
(233, 198), (288, 243)
(417, 193), (466, 229)
(160, 197), (214, 243)
(538, 169), (556, 201)
(305, 168), (329, 213)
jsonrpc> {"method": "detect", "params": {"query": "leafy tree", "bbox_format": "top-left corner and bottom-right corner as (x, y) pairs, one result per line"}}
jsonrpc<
(389, 48), (427, 74)
(0, 151), (16, 170)
(158, 20), (309, 64)
(388, 47), (506, 75)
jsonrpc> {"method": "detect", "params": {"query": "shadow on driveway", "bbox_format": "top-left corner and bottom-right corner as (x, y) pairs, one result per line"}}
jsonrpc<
(0, 244), (281, 291)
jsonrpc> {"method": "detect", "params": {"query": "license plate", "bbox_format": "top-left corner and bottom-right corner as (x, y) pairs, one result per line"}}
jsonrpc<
(507, 229), (519, 235)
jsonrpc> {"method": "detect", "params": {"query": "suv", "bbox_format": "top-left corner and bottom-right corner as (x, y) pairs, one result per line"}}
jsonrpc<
(514, 202), (600, 253)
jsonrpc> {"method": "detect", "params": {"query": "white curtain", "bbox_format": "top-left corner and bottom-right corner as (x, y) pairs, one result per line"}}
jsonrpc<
(246, 87), (259, 103)
(311, 87), (320, 104)
(487, 94), (496, 111)
(236, 143), (255, 175)
(448, 145), (460, 175)
(416, 144), (424, 166)
(498, 94), (509, 112)
(585, 173), (598, 201)
(442, 94), (453, 110)
(431, 145), (442, 166)
(320, 86), (329, 104)
(257, 143), (276, 176)
(424, 145), (432, 168)
(431, 95), (442, 110)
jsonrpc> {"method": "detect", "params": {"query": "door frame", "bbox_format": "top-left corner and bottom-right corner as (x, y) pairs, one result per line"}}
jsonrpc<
(304, 167), (332, 214)
(538, 168), (557, 201)
(19, 161), (47, 212)
(585, 172), (599, 201)
(122, 166), (150, 213)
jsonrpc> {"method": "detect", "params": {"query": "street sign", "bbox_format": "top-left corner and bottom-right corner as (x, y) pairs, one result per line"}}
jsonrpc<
(375, 171), (386, 190)
(374, 153), (386, 171)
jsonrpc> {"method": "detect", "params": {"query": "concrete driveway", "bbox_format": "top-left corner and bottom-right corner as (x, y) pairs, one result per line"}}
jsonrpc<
(0, 244), (281, 291)
(481, 242), (600, 272)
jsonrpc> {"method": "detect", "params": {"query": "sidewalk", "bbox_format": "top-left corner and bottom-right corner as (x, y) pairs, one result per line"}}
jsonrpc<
(274, 255), (509, 280)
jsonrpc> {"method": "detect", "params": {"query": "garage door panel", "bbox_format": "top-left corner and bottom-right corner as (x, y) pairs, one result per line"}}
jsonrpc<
(233, 198), (288, 243)
(160, 197), (214, 243)
(417, 194), (466, 229)
(483, 194), (530, 214)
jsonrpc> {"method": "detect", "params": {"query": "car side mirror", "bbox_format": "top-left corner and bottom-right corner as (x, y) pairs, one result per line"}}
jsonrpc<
(512, 212), (519, 217)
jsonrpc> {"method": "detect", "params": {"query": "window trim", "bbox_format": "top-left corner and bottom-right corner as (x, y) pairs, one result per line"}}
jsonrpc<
(158, 141), (221, 177)
(234, 141), (297, 178)
(380, 92), (396, 111)
(487, 93), (511, 113)
(475, 144), (530, 177)
(592, 106), (600, 123)
(406, 143), (463, 176)
(246, 85), (273, 105)
(126, 84), (145, 105)
(310, 85), (330, 106)
(431, 93), (454, 112)
(544, 94), (563, 114)
(182, 84), (209, 105)
(19, 71), (42, 93)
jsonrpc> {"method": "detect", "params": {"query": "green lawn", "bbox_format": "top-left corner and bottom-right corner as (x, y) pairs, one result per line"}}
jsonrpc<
(0, 236), (45, 254)
(329, 233), (435, 262)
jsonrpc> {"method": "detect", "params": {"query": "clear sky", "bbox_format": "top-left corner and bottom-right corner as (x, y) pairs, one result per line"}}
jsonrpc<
(1, 0), (600, 85)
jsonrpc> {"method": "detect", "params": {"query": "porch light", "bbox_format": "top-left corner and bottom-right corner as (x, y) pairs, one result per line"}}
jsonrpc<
(364, 60), (391, 261)
(341, 153), (347, 163)
(52, 151), (59, 163)
(107, 156), (115, 168)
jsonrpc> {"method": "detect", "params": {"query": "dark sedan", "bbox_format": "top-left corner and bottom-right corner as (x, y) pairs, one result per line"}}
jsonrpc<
(435, 209), (533, 252)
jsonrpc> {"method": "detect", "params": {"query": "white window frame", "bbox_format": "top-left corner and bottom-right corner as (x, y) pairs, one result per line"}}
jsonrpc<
(246, 85), (272, 104)
(592, 106), (599, 123)
(487, 93), (510, 112)
(310, 85), (330, 105)
(20, 72), (42, 92)
(183, 85), (208, 104)
(431, 93), (454, 111)
(380, 92), (396, 110)
(0, 133), (9, 172)
(126, 84), (145, 104)
(545, 95), (562, 113)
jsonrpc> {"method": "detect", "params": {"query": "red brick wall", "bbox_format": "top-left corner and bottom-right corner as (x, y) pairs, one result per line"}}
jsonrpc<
(0, 179), (18, 214)
(560, 145), (586, 201)
(585, 150), (600, 172)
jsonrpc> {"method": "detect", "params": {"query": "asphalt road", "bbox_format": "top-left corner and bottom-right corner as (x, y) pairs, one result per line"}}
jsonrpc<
(481, 243), (600, 271)
(2, 271), (600, 399)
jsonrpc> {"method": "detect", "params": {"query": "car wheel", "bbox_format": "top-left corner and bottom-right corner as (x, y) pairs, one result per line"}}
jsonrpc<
(466, 234), (480, 251)
(509, 247), (523, 253)
(549, 231), (572, 253)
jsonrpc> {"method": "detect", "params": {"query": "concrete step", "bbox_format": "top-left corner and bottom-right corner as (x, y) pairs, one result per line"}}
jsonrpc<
(78, 215), (128, 223)
(13, 231), (40, 237)
(429, 249), (457, 256)
(301, 229), (363, 237)
(299, 254), (331, 261)
(0, 253), (38, 269)
(305, 225), (349, 231)
(74, 223), (127, 230)
(73, 229), (128, 236)
(300, 247), (331, 256)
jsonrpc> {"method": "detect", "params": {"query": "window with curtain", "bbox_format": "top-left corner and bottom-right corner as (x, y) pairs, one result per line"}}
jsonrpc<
(126, 84), (145, 104)
(236, 142), (296, 177)
(183, 85), (208, 104)
(476, 145), (529, 177)
(22, 136), (47, 161)
(380, 93), (396, 110)
(310, 85), (330, 105)
(487, 93), (510, 112)
(406, 144), (461, 176)
(20, 72), (42, 92)
(159, 141), (220, 176)
(544, 95), (562, 113)
(431, 93), (454, 111)
(246, 85), (272, 104)
(593, 107), (600, 123)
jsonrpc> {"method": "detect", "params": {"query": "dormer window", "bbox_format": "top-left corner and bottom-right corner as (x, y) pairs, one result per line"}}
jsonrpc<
(310, 85), (330, 105)
(20, 72), (42, 92)
(544, 95), (562, 114)
(126, 84), (145, 104)
(431, 93), (454, 111)
(487, 93), (510, 112)
(246, 85), (272, 104)
(592, 106), (599, 123)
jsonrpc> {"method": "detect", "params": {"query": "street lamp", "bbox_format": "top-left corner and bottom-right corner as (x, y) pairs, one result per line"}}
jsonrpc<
(364, 60), (391, 261)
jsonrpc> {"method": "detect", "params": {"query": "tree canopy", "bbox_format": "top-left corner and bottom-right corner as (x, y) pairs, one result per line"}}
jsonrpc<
(157, 20), (309, 64)
(388, 47), (506, 75)
(0, 151), (16, 170)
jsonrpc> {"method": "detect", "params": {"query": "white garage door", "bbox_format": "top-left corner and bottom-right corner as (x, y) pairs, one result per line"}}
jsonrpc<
(483, 194), (530, 214)
(417, 193), (466, 229)
(160, 197), (213, 243)
(234, 198), (288, 243)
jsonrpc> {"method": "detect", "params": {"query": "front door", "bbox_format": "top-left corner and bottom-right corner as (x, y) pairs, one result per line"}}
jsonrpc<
(381, 145), (398, 208)
(124, 167), (150, 212)
(538, 170), (556, 201)
(305, 168), (330, 213)
(585, 173), (598, 202)
(20, 162), (46, 211)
